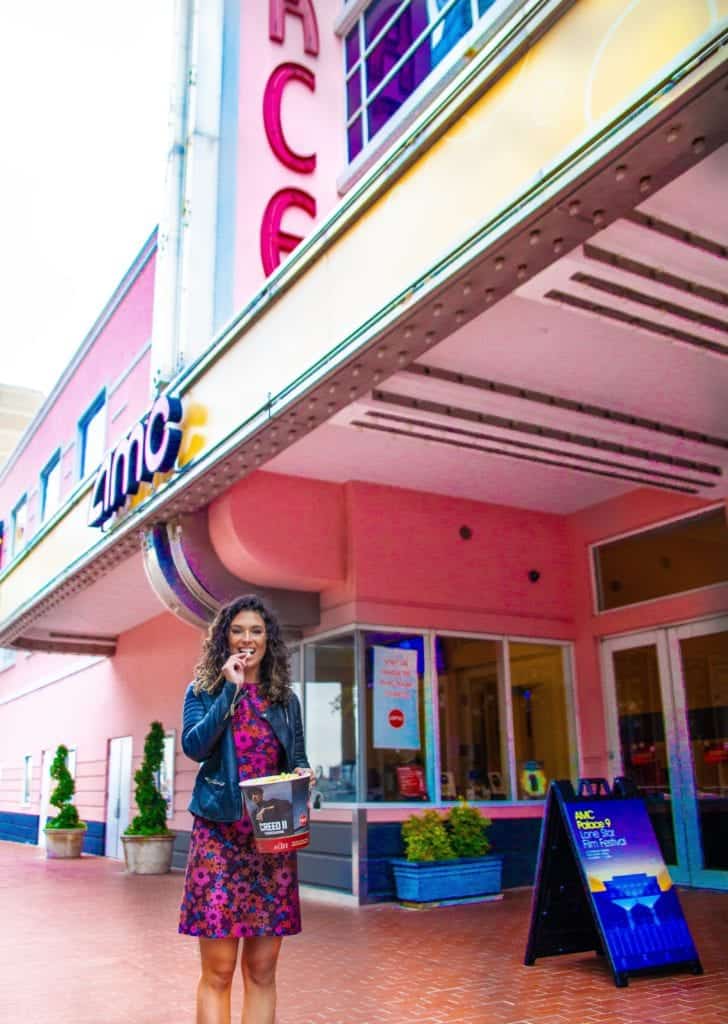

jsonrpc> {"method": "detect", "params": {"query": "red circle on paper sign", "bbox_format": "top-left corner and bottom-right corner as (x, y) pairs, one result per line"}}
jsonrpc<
(388, 709), (405, 728)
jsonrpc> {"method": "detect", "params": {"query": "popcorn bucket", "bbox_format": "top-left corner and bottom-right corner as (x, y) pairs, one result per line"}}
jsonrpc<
(240, 773), (311, 853)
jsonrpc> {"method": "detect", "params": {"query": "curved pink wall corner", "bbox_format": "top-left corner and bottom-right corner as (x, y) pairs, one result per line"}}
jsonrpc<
(208, 470), (347, 591)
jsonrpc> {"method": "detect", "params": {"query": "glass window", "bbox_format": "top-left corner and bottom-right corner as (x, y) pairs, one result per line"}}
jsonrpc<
(345, 0), (500, 162)
(304, 635), (357, 802)
(10, 496), (28, 557)
(66, 746), (77, 780)
(40, 451), (62, 522)
(509, 642), (570, 799)
(612, 644), (676, 865)
(437, 636), (506, 801)
(364, 631), (427, 801)
(289, 645), (303, 705)
(678, 629), (728, 872)
(0, 648), (17, 672)
(155, 733), (175, 819)
(594, 508), (728, 611)
(78, 393), (106, 479)
(22, 754), (32, 805)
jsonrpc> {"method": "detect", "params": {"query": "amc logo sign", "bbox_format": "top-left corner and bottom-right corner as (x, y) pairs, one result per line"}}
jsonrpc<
(89, 396), (183, 529)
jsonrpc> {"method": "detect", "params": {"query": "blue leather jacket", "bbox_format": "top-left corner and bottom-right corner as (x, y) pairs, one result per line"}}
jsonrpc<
(181, 680), (310, 823)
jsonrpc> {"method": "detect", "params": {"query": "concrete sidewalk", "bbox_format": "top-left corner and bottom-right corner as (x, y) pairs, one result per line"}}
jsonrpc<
(2, 841), (727, 1024)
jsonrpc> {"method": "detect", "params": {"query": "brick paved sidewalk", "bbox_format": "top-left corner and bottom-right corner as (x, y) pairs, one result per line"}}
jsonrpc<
(2, 841), (727, 1024)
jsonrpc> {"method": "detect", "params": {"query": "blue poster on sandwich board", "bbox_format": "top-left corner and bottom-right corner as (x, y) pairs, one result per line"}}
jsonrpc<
(525, 779), (702, 987)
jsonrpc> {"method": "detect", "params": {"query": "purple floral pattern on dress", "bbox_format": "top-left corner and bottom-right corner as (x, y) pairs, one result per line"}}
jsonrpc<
(179, 687), (301, 939)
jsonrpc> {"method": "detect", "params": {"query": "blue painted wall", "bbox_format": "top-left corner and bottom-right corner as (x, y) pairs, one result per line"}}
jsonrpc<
(0, 811), (39, 845)
(0, 812), (105, 855)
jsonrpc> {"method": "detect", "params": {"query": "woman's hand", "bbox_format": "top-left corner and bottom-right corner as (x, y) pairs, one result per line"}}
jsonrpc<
(295, 766), (316, 792)
(221, 652), (250, 687)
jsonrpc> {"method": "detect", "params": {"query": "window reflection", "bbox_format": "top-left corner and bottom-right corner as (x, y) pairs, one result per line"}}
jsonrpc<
(437, 637), (505, 800)
(304, 636), (357, 802)
(510, 642), (570, 799)
(346, 0), (499, 161)
(365, 632), (427, 801)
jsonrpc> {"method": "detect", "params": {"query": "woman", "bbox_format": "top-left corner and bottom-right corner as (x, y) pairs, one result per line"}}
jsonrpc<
(179, 595), (313, 1024)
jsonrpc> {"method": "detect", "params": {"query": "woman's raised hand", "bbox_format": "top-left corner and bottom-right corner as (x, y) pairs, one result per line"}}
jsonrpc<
(221, 652), (249, 687)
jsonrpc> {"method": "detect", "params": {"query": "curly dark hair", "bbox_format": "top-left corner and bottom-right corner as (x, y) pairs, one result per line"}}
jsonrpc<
(193, 595), (292, 703)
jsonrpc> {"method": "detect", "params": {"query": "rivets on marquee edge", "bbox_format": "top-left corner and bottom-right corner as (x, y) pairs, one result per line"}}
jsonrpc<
(432, 304), (443, 317)
(454, 309), (465, 324)
(552, 238), (564, 255)
(692, 137), (706, 156)
(639, 176), (651, 195)
(516, 264), (527, 281)
(425, 330), (436, 341)
(484, 288), (494, 304)
(592, 209), (606, 228)
(568, 200), (581, 216)
(614, 164), (627, 181)
(494, 256), (506, 271)
(529, 230), (541, 246)
(666, 125), (680, 144)
(377, 346), (388, 358)
(398, 350), (409, 366)
(462, 281), (472, 296)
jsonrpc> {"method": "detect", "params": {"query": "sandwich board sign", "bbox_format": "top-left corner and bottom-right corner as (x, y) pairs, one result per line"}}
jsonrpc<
(524, 778), (702, 987)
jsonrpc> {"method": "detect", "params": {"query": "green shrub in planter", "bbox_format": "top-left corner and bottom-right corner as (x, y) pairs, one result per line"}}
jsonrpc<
(125, 722), (172, 837)
(402, 810), (456, 862)
(393, 802), (502, 905)
(447, 799), (492, 858)
(46, 745), (83, 830)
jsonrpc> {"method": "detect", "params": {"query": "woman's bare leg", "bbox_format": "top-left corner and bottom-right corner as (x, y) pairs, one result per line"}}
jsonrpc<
(241, 935), (283, 1024)
(197, 937), (239, 1024)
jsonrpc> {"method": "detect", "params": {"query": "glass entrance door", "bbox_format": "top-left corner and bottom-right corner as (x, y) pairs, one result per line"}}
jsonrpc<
(602, 617), (728, 890)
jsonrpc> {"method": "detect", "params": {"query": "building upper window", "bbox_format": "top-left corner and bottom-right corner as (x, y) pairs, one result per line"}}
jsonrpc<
(10, 495), (28, 558)
(594, 507), (728, 612)
(0, 648), (17, 672)
(22, 754), (33, 805)
(40, 450), (62, 523)
(344, 0), (500, 162)
(78, 392), (106, 480)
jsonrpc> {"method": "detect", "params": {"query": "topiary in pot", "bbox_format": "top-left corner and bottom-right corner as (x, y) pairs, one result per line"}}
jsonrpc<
(121, 721), (174, 874)
(44, 744), (86, 858)
(126, 721), (171, 837)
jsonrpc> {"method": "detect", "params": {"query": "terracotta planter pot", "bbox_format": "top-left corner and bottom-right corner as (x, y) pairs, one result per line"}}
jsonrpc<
(121, 834), (175, 875)
(44, 826), (87, 859)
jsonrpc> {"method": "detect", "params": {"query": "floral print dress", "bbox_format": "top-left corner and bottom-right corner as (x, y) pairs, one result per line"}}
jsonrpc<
(178, 687), (302, 939)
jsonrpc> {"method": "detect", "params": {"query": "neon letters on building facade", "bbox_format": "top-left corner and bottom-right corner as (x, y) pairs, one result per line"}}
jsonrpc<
(88, 396), (183, 529)
(260, 0), (320, 275)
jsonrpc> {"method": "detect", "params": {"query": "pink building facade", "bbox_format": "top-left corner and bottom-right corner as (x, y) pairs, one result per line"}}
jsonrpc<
(1, 0), (727, 900)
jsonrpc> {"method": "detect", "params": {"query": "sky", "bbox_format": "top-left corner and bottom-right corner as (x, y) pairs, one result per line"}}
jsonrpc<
(1, 1), (175, 396)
